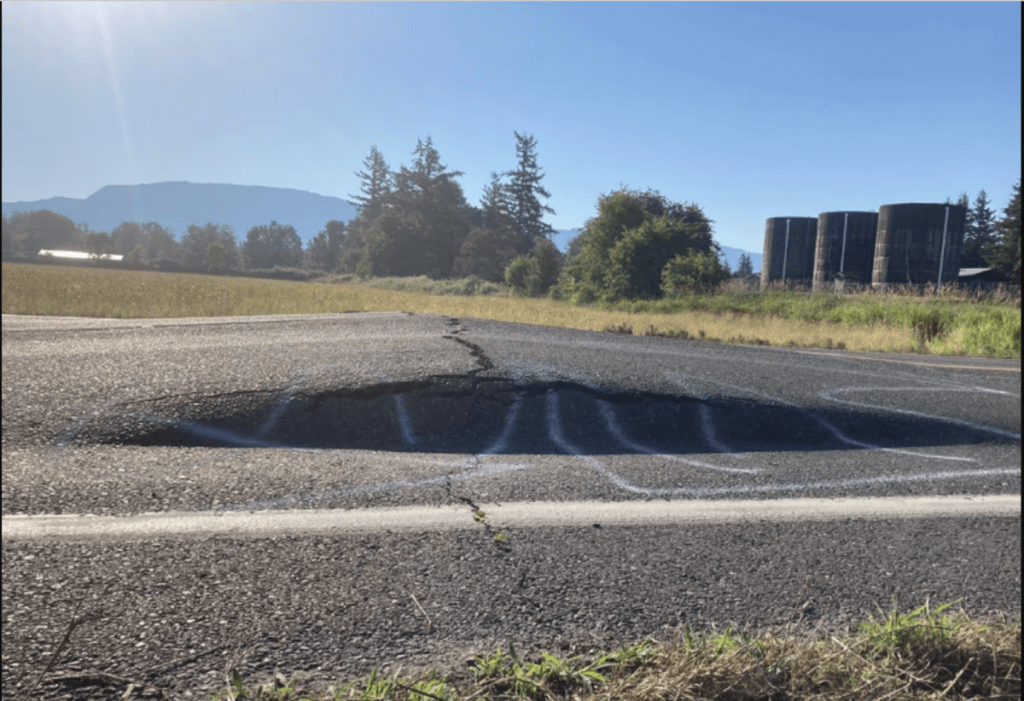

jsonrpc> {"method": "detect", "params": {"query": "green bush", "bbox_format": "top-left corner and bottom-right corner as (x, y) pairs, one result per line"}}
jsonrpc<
(961, 309), (1021, 357)
(505, 256), (540, 296)
(661, 249), (730, 297)
(554, 188), (720, 302)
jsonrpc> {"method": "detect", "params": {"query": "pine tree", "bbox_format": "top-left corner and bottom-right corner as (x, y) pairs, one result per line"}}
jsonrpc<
(505, 132), (556, 255)
(962, 190), (997, 268)
(983, 179), (1021, 284)
(368, 137), (470, 278)
(453, 172), (519, 281)
(735, 253), (754, 278)
(350, 146), (393, 221)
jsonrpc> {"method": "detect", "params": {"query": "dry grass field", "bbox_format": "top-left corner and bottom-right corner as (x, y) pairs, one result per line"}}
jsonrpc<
(4, 263), (1019, 357)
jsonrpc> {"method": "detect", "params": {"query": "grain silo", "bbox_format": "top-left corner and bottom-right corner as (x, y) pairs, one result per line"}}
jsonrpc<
(761, 217), (817, 288)
(871, 204), (966, 288)
(812, 211), (879, 291)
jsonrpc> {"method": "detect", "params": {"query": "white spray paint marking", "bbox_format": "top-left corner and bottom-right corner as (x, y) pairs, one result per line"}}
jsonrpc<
(370, 371), (421, 446)
(546, 391), (648, 495)
(597, 400), (760, 474)
(547, 388), (1018, 498)
(480, 395), (522, 455)
(820, 387), (1022, 441)
(666, 373), (980, 462)
(393, 393), (419, 446)
(697, 403), (747, 458)
(257, 384), (303, 438)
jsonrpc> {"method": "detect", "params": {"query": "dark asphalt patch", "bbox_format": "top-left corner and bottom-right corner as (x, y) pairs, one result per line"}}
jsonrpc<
(66, 377), (1010, 456)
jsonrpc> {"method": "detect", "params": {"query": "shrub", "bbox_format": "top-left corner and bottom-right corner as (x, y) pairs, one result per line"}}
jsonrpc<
(505, 256), (540, 296)
(961, 309), (1021, 357)
(661, 250), (730, 297)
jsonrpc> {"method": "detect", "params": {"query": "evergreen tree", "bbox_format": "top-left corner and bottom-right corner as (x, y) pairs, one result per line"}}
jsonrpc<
(505, 132), (556, 255)
(453, 172), (519, 281)
(734, 252), (754, 278)
(961, 190), (998, 268)
(389, 136), (471, 278)
(350, 145), (394, 221)
(983, 179), (1021, 284)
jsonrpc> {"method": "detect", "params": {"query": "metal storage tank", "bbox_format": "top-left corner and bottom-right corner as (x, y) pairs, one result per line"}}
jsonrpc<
(812, 211), (879, 291)
(872, 203), (966, 288)
(761, 217), (817, 287)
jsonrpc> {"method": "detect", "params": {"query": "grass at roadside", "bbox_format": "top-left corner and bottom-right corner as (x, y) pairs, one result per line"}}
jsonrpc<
(2, 263), (1020, 357)
(210, 602), (1019, 701)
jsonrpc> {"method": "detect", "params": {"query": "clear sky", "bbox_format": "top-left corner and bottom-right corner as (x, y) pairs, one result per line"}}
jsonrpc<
(2, 2), (1020, 254)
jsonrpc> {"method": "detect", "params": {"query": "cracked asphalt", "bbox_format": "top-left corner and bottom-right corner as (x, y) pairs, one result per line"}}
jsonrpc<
(2, 312), (1020, 699)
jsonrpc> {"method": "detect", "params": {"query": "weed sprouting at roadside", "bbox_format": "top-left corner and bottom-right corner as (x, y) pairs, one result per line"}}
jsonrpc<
(209, 602), (1019, 701)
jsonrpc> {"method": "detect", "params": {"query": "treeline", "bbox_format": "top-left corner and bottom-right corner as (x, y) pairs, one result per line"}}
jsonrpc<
(0, 131), (733, 299)
(0, 133), (563, 283)
(949, 182), (1022, 283)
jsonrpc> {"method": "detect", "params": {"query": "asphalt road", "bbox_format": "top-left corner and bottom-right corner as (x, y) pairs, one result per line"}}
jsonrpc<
(2, 312), (1020, 699)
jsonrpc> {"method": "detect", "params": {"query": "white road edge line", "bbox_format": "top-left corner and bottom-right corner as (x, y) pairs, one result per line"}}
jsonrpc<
(3, 495), (1019, 541)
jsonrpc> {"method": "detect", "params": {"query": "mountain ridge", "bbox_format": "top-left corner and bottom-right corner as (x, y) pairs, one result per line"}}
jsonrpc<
(2, 182), (359, 244)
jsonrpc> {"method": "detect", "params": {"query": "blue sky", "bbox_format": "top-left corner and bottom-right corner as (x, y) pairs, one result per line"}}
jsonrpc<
(2, 2), (1020, 254)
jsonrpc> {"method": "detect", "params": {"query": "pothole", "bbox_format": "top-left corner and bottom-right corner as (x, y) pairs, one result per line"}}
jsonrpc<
(67, 378), (994, 455)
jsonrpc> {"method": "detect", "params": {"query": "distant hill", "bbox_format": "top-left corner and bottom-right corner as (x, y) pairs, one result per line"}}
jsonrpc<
(551, 229), (761, 274)
(2, 182), (359, 243)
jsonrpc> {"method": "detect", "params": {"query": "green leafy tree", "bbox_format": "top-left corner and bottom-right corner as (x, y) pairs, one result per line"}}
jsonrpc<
(983, 179), (1021, 283)
(734, 252), (754, 278)
(206, 242), (227, 273)
(4, 209), (81, 254)
(181, 223), (239, 271)
(242, 221), (303, 270)
(142, 222), (179, 262)
(357, 209), (428, 278)
(504, 255), (540, 296)
(662, 250), (729, 296)
(307, 220), (346, 272)
(505, 132), (556, 255)
(530, 237), (562, 294)
(556, 188), (719, 302)
(962, 190), (998, 268)
(84, 231), (115, 259)
(110, 222), (145, 257)
(454, 227), (512, 282)
(126, 244), (144, 266)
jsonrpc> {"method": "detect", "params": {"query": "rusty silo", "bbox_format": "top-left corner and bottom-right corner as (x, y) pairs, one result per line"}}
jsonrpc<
(872, 204), (967, 288)
(812, 211), (879, 291)
(761, 217), (817, 287)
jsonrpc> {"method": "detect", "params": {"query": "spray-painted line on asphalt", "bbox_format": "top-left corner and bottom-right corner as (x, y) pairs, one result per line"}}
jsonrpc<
(819, 387), (1022, 441)
(3, 495), (1019, 542)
